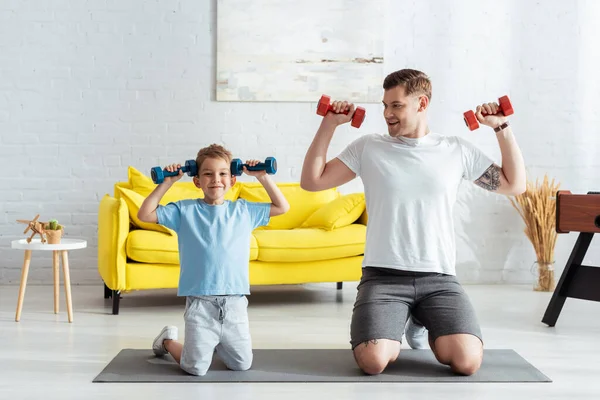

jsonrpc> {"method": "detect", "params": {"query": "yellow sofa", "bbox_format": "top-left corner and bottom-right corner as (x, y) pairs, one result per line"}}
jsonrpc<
(98, 167), (367, 314)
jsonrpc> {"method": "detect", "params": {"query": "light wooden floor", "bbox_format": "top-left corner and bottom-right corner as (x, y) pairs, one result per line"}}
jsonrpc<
(1, 282), (598, 399)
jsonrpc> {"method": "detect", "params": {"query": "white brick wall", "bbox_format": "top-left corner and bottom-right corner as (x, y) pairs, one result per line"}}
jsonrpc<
(1, 0), (598, 286)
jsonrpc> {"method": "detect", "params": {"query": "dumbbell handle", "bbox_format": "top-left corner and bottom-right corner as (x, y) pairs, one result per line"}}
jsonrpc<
(242, 162), (269, 170)
(163, 167), (189, 177)
(479, 109), (507, 116)
(325, 103), (352, 116)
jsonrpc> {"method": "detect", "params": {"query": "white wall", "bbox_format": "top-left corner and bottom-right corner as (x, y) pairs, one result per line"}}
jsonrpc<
(0, 0), (598, 285)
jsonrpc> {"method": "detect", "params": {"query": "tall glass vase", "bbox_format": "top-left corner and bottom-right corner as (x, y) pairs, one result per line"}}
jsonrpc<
(532, 261), (555, 292)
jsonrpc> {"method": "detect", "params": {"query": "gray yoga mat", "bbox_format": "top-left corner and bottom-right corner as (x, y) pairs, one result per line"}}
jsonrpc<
(93, 348), (551, 383)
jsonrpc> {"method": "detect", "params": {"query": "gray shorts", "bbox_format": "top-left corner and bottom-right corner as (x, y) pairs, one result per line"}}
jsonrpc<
(180, 295), (252, 376)
(350, 267), (482, 349)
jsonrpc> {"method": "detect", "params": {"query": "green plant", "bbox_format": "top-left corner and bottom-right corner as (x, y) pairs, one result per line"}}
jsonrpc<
(46, 219), (63, 231)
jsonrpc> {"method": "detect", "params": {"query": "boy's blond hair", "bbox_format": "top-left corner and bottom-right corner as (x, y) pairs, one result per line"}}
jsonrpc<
(383, 68), (432, 101)
(195, 144), (233, 174)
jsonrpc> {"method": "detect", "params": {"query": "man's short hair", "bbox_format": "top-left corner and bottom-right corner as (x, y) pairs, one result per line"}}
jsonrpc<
(383, 69), (432, 100)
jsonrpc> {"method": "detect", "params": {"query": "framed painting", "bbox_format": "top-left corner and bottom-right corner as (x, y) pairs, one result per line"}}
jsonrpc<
(216, 0), (384, 102)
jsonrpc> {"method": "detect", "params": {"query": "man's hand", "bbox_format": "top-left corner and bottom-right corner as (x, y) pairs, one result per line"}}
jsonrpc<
(323, 100), (356, 127)
(475, 102), (508, 129)
(243, 159), (267, 178)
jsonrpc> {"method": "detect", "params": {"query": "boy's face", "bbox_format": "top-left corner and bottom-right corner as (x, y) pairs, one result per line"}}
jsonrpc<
(193, 157), (236, 204)
(382, 85), (428, 138)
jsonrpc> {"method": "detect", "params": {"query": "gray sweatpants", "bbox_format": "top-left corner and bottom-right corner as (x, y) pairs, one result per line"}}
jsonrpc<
(350, 267), (483, 349)
(180, 295), (252, 376)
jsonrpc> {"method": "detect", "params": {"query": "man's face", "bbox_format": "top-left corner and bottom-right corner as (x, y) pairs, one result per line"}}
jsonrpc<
(382, 85), (427, 138)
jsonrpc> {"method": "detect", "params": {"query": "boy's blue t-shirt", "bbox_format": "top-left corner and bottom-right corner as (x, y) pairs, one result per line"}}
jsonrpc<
(156, 198), (271, 297)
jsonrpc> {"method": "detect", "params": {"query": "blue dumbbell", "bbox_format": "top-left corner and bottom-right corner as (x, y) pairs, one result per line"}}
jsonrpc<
(230, 157), (277, 177)
(151, 160), (198, 184)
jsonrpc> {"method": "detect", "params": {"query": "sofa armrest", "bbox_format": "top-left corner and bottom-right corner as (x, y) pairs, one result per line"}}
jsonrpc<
(97, 194), (129, 291)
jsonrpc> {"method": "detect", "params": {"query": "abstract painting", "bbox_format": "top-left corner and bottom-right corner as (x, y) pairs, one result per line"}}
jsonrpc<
(216, 0), (384, 102)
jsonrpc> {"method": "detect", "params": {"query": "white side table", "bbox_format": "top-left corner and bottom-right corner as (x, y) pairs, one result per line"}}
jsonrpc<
(11, 238), (87, 323)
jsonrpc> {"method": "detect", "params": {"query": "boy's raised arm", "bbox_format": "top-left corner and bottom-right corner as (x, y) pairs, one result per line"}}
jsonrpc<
(242, 160), (290, 217)
(138, 164), (183, 223)
(257, 174), (290, 217)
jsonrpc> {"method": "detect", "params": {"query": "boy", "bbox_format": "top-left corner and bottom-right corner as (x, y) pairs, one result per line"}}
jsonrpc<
(138, 143), (290, 376)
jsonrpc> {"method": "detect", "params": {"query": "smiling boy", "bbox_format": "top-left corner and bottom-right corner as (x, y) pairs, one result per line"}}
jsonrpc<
(138, 143), (289, 376)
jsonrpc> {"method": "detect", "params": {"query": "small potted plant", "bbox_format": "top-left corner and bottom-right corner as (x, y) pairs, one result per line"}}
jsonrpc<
(45, 219), (64, 244)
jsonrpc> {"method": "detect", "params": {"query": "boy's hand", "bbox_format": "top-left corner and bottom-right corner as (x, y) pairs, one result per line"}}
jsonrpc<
(243, 159), (267, 178)
(163, 163), (184, 184)
(323, 100), (355, 127)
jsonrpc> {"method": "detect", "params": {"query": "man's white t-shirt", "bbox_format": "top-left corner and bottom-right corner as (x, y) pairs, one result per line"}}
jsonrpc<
(337, 132), (495, 276)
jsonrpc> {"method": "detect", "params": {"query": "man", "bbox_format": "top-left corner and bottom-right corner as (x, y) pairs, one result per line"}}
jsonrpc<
(300, 69), (526, 376)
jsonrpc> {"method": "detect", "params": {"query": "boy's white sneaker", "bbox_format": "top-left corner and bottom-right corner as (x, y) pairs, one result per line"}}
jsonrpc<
(152, 325), (178, 356)
(405, 316), (429, 349)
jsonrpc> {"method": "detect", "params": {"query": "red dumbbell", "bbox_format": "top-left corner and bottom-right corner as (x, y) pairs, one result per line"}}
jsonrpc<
(463, 95), (514, 131)
(316, 94), (366, 128)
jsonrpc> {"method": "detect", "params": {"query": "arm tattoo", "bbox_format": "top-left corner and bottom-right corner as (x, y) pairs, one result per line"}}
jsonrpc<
(474, 164), (501, 191)
(362, 339), (379, 347)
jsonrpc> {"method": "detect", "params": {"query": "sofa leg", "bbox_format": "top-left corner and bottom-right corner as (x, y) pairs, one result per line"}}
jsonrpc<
(112, 290), (121, 315)
(337, 282), (343, 290)
(104, 284), (122, 314)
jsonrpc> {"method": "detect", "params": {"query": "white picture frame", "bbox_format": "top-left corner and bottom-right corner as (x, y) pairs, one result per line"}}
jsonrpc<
(216, 0), (385, 103)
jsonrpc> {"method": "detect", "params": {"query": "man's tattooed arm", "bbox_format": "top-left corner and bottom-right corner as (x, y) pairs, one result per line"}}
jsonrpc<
(474, 164), (502, 192)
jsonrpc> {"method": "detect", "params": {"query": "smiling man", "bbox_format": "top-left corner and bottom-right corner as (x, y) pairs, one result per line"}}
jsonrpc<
(300, 68), (526, 376)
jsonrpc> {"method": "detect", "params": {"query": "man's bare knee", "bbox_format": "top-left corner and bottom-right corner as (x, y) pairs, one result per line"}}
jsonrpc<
(432, 334), (483, 375)
(355, 352), (388, 375)
(432, 345), (452, 364)
(353, 339), (399, 375)
(450, 355), (482, 376)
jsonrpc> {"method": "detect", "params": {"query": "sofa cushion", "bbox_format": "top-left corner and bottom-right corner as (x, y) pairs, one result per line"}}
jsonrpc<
(116, 186), (175, 236)
(300, 193), (365, 230)
(126, 229), (260, 264)
(126, 166), (242, 205)
(127, 229), (179, 264)
(238, 183), (339, 230)
(252, 225), (366, 262)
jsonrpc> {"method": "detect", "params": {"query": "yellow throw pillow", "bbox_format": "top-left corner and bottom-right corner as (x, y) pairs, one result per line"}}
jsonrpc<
(238, 182), (339, 229)
(115, 186), (175, 236)
(300, 193), (365, 231)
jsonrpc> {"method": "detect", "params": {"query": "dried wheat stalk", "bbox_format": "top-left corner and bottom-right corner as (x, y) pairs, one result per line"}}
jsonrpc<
(508, 174), (560, 291)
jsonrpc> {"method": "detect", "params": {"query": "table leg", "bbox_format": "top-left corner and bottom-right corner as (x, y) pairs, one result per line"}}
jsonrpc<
(15, 250), (32, 322)
(60, 251), (73, 323)
(53, 250), (59, 314)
